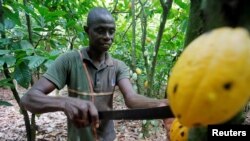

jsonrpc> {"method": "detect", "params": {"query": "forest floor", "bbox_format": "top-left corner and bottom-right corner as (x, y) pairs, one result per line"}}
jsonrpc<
(0, 87), (168, 141)
(1, 86), (250, 141)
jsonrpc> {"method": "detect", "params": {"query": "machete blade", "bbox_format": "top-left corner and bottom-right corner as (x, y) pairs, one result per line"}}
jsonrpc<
(98, 106), (174, 120)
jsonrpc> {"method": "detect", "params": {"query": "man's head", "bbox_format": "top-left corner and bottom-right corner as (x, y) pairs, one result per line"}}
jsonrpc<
(84, 7), (116, 52)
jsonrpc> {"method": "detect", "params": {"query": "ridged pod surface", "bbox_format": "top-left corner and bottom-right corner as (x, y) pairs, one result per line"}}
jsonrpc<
(170, 118), (189, 141)
(167, 27), (250, 127)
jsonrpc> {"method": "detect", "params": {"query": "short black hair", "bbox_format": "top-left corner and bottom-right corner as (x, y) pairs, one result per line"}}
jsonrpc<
(87, 7), (115, 27)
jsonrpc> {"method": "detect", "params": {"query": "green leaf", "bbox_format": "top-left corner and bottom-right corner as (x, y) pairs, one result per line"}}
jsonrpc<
(0, 50), (10, 55)
(13, 62), (31, 89)
(49, 49), (61, 57)
(152, 0), (161, 9)
(4, 19), (15, 30)
(0, 23), (4, 32)
(14, 50), (28, 62)
(0, 78), (14, 88)
(25, 48), (35, 56)
(44, 60), (54, 69)
(0, 100), (13, 106)
(3, 5), (21, 26)
(66, 20), (77, 28)
(32, 27), (46, 31)
(0, 55), (16, 66)
(18, 4), (40, 25)
(0, 38), (11, 47)
(36, 5), (49, 17)
(45, 10), (66, 22)
(24, 56), (46, 69)
(188, 126), (208, 141)
(20, 40), (33, 49)
(0, 60), (3, 66)
(180, 19), (188, 32)
(174, 0), (188, 9)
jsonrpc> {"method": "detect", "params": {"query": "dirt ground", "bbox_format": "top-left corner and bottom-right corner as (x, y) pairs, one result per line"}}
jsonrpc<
(0, 87), (168, 141)
(1, 86), (250, 141)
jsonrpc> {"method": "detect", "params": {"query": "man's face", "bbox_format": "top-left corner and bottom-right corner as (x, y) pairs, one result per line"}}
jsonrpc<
(87, 14), (116, 52)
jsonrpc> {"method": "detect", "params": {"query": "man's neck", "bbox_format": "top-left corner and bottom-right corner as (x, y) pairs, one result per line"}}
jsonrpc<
(87, 47), (106, 67)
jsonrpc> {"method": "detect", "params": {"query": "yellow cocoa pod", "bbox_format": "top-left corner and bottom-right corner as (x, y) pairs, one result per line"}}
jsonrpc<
(167, 27), (250, 127)
(135, 68), (142, 75)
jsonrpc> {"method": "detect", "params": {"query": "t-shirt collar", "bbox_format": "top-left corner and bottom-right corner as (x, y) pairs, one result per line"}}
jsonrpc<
(81, 47), (114, 66)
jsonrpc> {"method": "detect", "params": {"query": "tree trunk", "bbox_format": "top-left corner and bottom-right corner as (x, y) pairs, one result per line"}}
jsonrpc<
(203, 0), (250, 32)
(184, 1), (250, 140)
(185, 0), (250, 47)
(184, 0), (204, 46)
(148, 0), (173, 96)
(0, 1), (33, 141)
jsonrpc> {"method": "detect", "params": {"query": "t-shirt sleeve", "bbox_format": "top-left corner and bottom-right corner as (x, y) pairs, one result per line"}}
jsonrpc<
(43, 53), (71, 89)
(116, 60), (130, 82)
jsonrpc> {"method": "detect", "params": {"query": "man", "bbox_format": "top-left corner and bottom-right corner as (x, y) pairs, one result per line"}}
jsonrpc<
(20, 7), (168, 141)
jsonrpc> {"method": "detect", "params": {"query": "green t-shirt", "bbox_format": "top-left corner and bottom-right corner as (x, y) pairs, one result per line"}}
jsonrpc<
(43, 47), (130, 141)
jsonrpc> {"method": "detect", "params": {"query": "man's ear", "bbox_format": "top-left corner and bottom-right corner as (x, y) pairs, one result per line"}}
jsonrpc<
(84, 26), (89, 34)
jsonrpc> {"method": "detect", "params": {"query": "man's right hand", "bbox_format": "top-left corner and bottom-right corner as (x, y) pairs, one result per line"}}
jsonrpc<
(163, 117), (175, 140)
(20, 77), (99, 129)
(62, 97), (99, 129)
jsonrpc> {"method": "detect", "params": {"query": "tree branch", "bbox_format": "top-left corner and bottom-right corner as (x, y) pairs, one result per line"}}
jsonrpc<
(148, 0), (173, 96)
(121, 9), (142, 39)
(23, 0), (33, 45)
(131, 0), (136, 71)
(0, 2), (32, 140)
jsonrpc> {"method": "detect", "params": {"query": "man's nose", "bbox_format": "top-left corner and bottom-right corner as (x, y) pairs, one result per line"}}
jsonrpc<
(103, 32), (111, 39)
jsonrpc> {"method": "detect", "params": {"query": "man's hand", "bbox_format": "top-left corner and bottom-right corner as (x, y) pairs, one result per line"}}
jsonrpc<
(157, 99), (169, 107)
(160, 99), (172, 140)
(62, 97), (99, 129)
(163, 117), (175, 140)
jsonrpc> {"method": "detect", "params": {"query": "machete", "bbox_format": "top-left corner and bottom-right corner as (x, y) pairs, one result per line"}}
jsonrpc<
(98, 106), (174, 120)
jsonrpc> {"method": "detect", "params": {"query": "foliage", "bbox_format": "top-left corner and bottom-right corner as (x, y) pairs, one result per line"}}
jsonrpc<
(110, 0), (190, 98)
(0, 0), (189, 97)
(0, 99), (12, 106)
(0, 0), (189, 140)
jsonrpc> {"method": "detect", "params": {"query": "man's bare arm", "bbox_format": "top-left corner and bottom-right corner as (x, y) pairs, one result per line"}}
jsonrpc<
(20, 77), (99, 128)
(20, 77), (64, 113)
(118, 78), (168, 109)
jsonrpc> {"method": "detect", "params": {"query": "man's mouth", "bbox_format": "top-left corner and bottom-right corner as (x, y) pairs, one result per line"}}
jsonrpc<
(102, 43), (111, 47)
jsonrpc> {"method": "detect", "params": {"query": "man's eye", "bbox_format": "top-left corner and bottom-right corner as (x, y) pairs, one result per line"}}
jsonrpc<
(109, 29), (115, 34)
(96, 29), (104, 33)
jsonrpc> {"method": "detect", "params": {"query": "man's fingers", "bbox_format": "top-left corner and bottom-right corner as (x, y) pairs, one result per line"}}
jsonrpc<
(74, 105), (90, 127)
(158, 99), (168, 107)
(64, 99), (99, 128)
(74, 119), (89, 127)
(163, 118), (175, 140)
(65, 102), (78, 121)
(164, 118), (175, 129)
(88, 102), (99, 128)
(81, 108), (88, 122)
